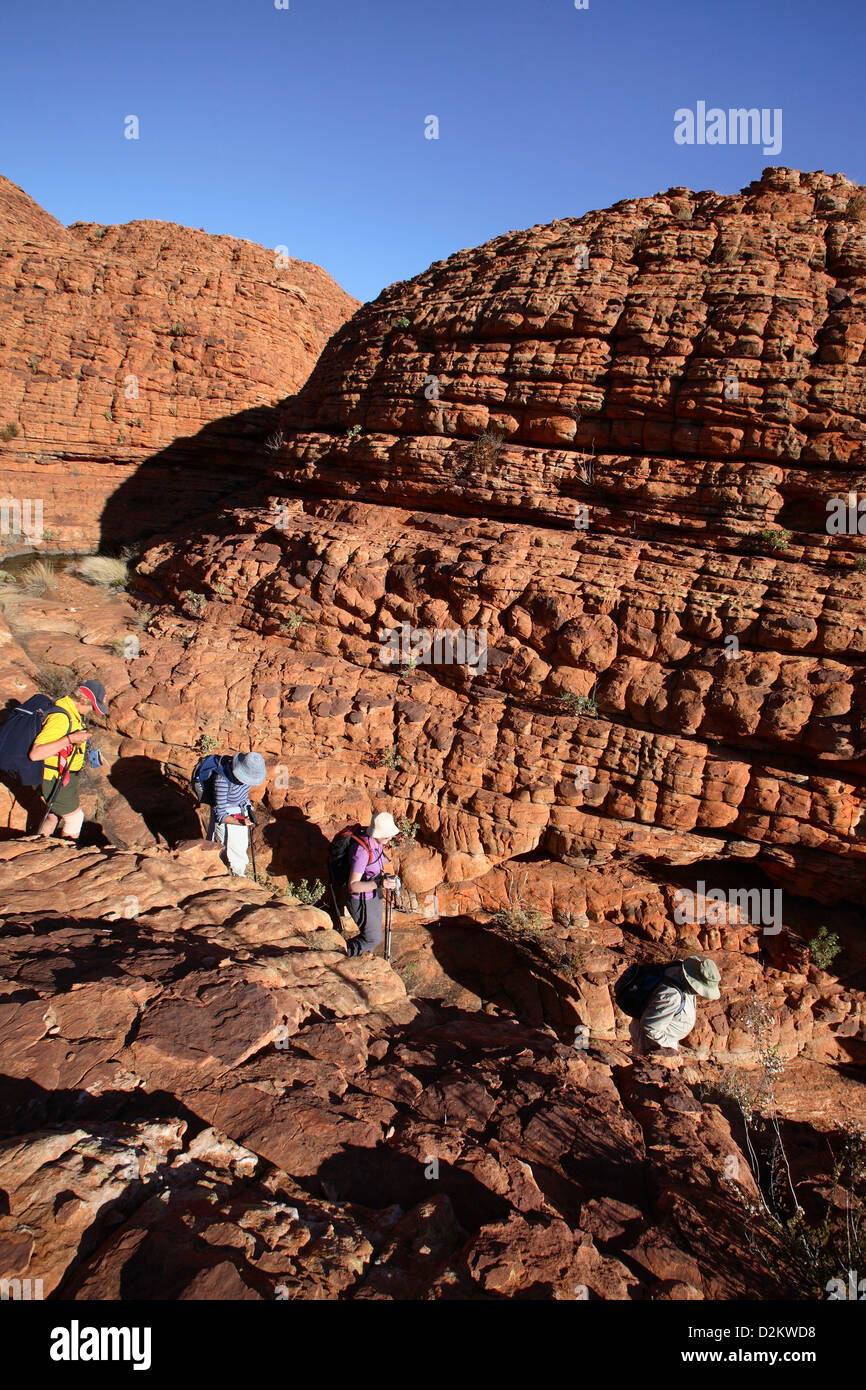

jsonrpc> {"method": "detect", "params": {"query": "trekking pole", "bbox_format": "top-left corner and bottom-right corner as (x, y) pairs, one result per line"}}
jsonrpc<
(247, 814), (257, 882)
(37, 769), (67, 831)
(384, 887), (393, 963)
(328, 871), (344, 933)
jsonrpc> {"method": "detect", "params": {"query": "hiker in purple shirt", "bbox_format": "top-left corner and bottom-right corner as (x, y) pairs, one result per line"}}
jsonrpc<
(345, 811), (400, 956)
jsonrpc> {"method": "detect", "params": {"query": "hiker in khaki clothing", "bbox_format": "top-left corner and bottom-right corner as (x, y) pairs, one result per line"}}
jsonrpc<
(633, 956), (721, 1060)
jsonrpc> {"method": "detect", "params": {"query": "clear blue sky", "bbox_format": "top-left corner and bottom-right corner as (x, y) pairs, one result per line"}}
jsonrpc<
(2, 0), (864, 303)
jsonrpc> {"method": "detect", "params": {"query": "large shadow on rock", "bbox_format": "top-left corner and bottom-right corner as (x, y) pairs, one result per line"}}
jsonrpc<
(0, 772), (44, 837)
(97, 403), (284, 554)
(424, 914), (582, 1037)
(316, 1142), (510, 1233)
(260, 803), (332, 883)
(109, 756), (203, 846)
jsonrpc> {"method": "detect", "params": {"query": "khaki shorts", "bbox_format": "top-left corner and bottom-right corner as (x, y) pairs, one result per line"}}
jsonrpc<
(42, 774), (80, 817)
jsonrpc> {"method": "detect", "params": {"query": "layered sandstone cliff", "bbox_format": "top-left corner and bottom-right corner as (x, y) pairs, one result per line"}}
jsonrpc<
(0, 175), (358, 549)
(130, 167), (866, 906)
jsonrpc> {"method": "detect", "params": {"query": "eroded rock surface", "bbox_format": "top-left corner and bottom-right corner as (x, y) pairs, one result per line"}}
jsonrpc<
(0, 174), (357, 549)
(0, 842), (823, 1300)
(1, 168), (864, 1301)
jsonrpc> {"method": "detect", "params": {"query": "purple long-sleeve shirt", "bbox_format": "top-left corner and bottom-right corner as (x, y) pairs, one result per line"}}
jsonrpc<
(348, 837), (386, 896)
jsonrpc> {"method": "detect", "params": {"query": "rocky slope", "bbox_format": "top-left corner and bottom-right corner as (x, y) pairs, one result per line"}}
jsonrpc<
(0, 838), (844, 1301)
(0, 175), (357, 550)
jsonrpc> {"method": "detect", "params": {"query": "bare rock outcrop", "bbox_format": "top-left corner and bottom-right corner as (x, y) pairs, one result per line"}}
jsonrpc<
(0, 841), (811, 1300)
(0, 175), (357, 550)
(126, 170), (866, 902)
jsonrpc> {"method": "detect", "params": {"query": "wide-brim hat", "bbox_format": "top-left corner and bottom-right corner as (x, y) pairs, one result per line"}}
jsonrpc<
(232, 752), (267, 786)
(370, 811), (399, 840)
(682, 955), (721, 1000)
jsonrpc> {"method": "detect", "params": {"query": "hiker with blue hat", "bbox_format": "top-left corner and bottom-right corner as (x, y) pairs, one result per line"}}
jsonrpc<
(205, 751), (267, 877)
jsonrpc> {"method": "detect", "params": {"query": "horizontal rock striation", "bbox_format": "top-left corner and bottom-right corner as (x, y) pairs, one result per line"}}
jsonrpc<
(126, 168), (866, 902)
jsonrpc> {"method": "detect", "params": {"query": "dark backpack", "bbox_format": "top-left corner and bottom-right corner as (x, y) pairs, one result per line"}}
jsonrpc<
(190, 753), (225, 806)
(614, 962), (686, 1019)
(0, 696), (72, 787)
(329, 826), (374, 888)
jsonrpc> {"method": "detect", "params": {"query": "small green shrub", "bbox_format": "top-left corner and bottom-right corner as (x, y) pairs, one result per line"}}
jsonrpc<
(809, 926), (842, 971)
(285, 878), (326, 906)
(494, 872), (546, 935)
(0, 422), (20, 442)
(495, 902), (544, 935)
(280, 611), (303, 634)
(758, 527), (791, 552)
(396, 814), (418, 842)
(854, 557), (866, 573)
(379, 745), (402, 771)
(398, 960), (419, 989)
(394, 315), (411, 329)
(561, 690), (598, 716)
(169, 321), (186, 337)
(183, 590), (207, 617)
(346, 424), (362, 442)
(197, 733), (218, 754)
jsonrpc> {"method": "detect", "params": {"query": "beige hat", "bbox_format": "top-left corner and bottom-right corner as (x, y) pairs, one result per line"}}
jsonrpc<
(370, 811), (400, 840)
(682, 955), (721, 1000)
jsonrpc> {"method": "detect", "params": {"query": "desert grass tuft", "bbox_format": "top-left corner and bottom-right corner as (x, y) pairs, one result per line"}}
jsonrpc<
(68, 555), (129, 588)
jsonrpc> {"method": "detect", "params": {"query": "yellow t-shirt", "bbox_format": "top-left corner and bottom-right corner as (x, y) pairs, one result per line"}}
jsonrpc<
(32, 696), (85, 781)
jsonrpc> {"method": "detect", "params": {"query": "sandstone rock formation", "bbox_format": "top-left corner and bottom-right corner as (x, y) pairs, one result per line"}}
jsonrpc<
(131, 168), (866, 906)
(1, 168), (864, 1302)
(0, 175), (357, 550)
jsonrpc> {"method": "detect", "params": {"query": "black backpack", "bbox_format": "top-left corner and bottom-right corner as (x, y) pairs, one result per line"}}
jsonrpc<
(329, 826), (374, 888)
(0, 696), (72, 787)
(614, 962), (686, 1019)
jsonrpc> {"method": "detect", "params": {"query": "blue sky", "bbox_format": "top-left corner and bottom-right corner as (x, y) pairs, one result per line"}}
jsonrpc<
(2, 0), (864, 303)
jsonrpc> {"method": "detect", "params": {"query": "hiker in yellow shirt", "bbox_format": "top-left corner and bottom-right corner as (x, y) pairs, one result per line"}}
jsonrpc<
(29, 678), (110, 841)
